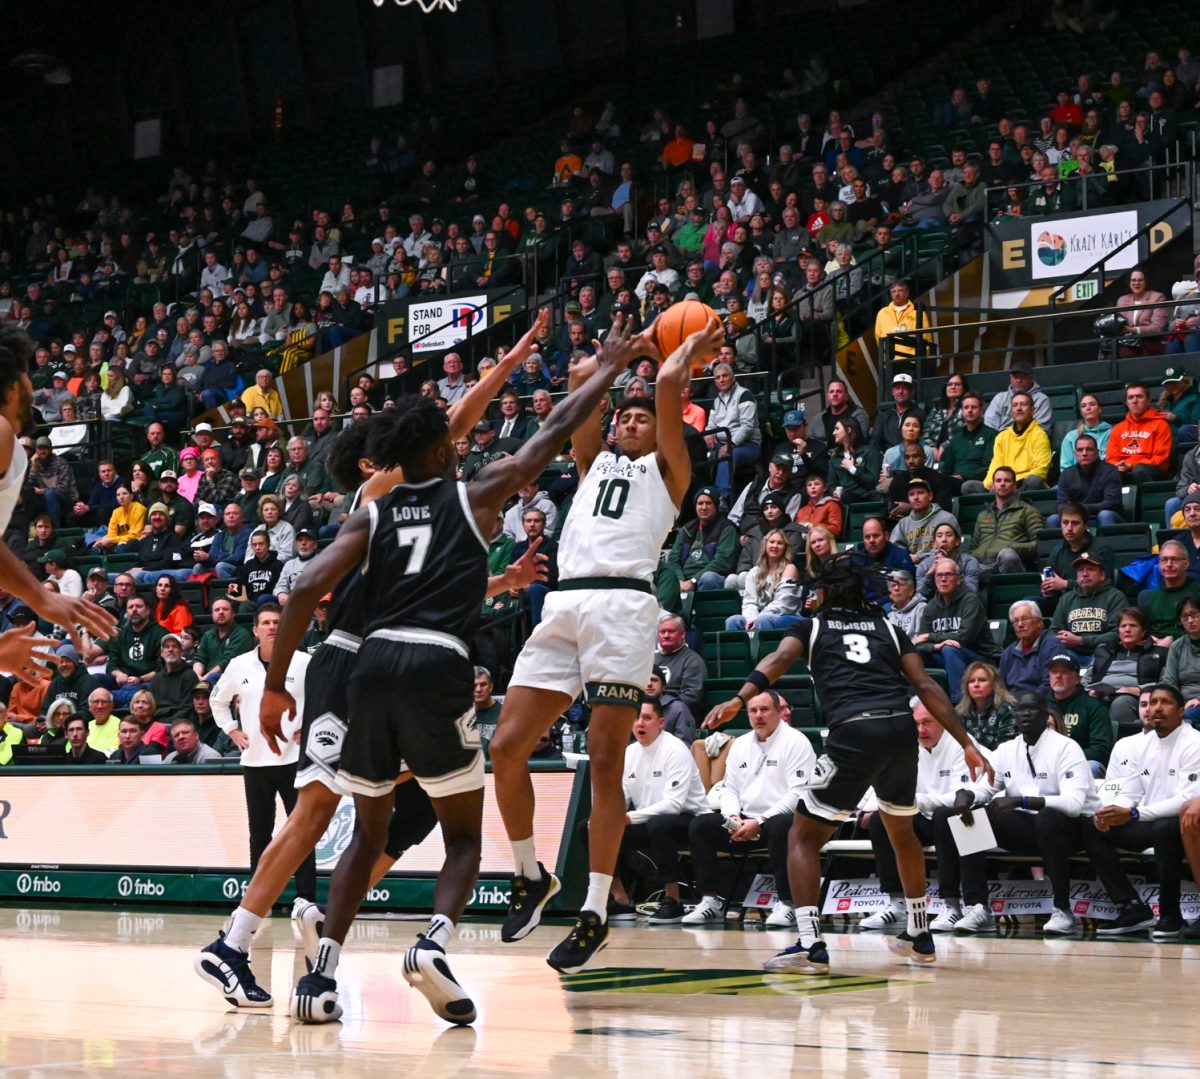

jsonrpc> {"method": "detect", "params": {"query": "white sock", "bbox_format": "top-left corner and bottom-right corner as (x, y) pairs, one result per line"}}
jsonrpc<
(425, 913), (454, 950)
(224, 907), (262, 954)
(583, 873), (613, 922)
(511, 837), (541, 880)
(312, 937), (342, 978)
(906, 896), (929, 936)
(796, 905), (821, 947)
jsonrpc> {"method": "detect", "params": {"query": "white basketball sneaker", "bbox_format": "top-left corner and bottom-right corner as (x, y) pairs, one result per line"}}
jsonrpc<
(859, 902), (905, 930)
(954, 903), (997, 934)
(764, 902), (796, 928)
(929, 906), (962, 933)
(681, 896), (725, 925)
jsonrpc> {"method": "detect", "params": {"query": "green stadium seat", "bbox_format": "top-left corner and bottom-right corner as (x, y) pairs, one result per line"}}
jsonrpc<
(989, 619), (1008, 650)
(690, 589), (741, 634)
(1096, 523), (1154, 562)
(1121, 485), (1138, 521)
(985, 573), (1042, 620)
(1035, 527), (1063, 563)
(702, 631), (755, 680)
(847, 501), (885, 543)
(1137, 481), (1177, 527)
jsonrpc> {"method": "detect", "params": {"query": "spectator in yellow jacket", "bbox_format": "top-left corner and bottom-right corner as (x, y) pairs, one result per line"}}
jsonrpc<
(91, 485), (147, 553)
(240, 369), (283, 420)
(983, 392), (1051, 490)
(873, 279), (930, 360)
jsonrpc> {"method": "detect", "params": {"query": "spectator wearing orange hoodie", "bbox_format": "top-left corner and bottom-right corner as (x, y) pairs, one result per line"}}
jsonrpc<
(794, 473), (845, 538)
(1106, 381), (1173, 483)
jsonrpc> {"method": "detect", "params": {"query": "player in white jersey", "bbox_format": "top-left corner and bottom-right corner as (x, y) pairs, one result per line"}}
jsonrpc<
(0, 327), (115, 680)
(491, 315), (724, 973)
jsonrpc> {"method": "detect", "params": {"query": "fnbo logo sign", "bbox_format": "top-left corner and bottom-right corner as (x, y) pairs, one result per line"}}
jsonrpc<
(15, 873), (60, 895)
(117, 875), (165, 898)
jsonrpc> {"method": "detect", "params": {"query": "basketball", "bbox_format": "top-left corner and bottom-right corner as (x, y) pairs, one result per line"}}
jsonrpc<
(652, 299), (720, 357)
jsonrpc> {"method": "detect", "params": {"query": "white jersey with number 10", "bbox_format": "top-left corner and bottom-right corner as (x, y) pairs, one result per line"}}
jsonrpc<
(558, 450), (676, 584)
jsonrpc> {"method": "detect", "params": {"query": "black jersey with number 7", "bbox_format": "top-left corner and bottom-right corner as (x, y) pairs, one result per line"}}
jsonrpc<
(784, 613), (916, 725)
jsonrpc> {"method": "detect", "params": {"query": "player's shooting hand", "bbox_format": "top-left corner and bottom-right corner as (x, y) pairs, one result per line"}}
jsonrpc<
(703, 697), (742, 730)
(0, 624), (59, 688)
(629, 325), (664, 364)
(259, 688), (296, 756)
(505, 536), (548, 589)
(34, 592), (118, 653)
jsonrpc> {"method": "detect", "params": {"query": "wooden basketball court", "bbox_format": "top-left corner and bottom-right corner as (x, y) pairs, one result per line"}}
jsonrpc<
(0, 907), (1196, 1076)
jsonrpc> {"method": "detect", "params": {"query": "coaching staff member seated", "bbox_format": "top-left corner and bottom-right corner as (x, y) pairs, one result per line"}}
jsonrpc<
(683, 690), (814, 929)
(605, 696), (708, 925)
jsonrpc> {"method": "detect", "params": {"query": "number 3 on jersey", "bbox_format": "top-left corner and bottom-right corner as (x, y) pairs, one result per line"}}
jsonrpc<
(394, 524), (432, 575)
(842, 633), (871, 664)
(591, 477), (630, 520)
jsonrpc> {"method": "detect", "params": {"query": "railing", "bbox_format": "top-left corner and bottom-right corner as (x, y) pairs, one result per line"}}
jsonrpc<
(886, 294), (1199, 375)
(1047, 199), (1192, 308)
(982, 159), (1194, 221)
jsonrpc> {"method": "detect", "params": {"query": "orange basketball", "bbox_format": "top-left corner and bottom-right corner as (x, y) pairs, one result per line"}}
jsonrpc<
(652, 299), (720, 358)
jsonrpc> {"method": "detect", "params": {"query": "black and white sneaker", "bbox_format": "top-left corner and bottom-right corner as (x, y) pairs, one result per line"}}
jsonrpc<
(501, 863), (561, 942)
(291, 972), (343, 1024)
(762, 940), (830, 975)
(1150, 914), (1184, 941)
(606, 898), (638, 923)
(403, 938), (477, 1025)
(546, 911), (609, 974)
(647, 896), (685, 925)
(888, 930), (937, 965)
(193, 935), (273, 1008)
(1096, 901), (1155, 937)
(292, 901), (325, 971)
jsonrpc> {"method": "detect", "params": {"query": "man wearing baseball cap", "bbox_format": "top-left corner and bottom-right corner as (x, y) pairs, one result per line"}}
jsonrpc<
(772, 408), (828, 479)
(1159, 367), (1200, 442)
(148, 633), (201, 720)
(1046, 652), (1113, 777)
(130, 502), (191, 583)
(277, 527), (320, 603)
(156, 469), (196, 537)
(31, 369), (74, 423)
(39, 549), (83, 597)
(983, 358), (1052, 433)
(728, 452), (801, 532)
(870, 369), (926, 451)
(1048, 552), (1128, 661)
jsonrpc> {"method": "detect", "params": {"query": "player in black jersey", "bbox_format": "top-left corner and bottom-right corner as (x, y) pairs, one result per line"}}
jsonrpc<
(706, 553), (992, 975)
(195, 324), (553, 1013)
(260, 315), (636, 1025)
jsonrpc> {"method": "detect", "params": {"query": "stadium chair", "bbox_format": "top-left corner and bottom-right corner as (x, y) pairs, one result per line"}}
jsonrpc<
(1035, 527), (1062, 563)
(690, 589), (741, 634)
(1121, 486), (1138, 522)
(846, 501), (885, 543)
(1096, 522), (1154, 562)
(1044, 385), (1079, 422)
(1022, 488), (1060, 519)
(776, 678), (820, 726)
(989, 619), (1008, 650)
(1137, 481), (1177, 527)
(702, 631), (754, 680)
(955, 492), (990, 537)
(924, 667), (951, 697)
(985, 573), (1042, 620)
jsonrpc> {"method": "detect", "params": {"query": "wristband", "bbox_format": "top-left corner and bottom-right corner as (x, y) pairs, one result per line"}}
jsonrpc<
(1130, 806), (1140, 821)
(744, 669), (771, 695)
(1021, 795), (1029, 810)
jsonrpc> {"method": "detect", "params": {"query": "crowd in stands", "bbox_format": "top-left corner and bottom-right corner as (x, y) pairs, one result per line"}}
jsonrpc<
(1, 27), (1200, 933)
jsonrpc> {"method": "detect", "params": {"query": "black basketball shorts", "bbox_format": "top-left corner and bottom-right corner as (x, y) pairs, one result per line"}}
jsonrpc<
(338, 630), (483, 800)
(798, 711), (919, 822)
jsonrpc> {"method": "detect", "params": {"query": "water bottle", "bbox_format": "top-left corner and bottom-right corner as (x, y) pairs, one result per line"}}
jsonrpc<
(561, 721), (575, 753)
(577, 727), (588, 754)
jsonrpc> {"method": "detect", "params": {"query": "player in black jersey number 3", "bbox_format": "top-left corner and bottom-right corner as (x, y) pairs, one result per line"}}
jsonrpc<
(705, 553), (993, 974)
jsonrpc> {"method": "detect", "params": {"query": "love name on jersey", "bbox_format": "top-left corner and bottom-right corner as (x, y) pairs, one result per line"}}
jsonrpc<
(391, 505), (432, 523)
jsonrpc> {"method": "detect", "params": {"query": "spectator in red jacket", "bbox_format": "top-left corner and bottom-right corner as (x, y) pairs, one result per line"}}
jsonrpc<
(1105, 381), (1173, 483)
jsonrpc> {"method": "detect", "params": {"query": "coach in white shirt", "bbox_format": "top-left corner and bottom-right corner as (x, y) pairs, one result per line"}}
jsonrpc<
(606, 697), (707, 924)
(212, 603), (314, 902)
(1086, 684), (1200, 940)
(861, 699), (990, 933)
(683, 691), (814, 928)
(963, 690), (1100, 936)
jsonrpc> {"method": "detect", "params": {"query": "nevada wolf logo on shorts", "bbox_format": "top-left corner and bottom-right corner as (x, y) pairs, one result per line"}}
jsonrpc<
(307, 713), (348, 767)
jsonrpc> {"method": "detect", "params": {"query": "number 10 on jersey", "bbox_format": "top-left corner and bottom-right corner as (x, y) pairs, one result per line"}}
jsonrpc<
(591, 477), (630, 520)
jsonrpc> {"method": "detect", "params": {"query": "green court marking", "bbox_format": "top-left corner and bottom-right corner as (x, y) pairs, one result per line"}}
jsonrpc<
(559, 967), (923, 997)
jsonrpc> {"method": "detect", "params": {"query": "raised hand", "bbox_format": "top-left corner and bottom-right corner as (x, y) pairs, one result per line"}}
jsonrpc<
(503, 535), (550, 590)
(0, 624), (59, 687)
(33, 592), (118, 654)
(703, 697), (742, 730)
